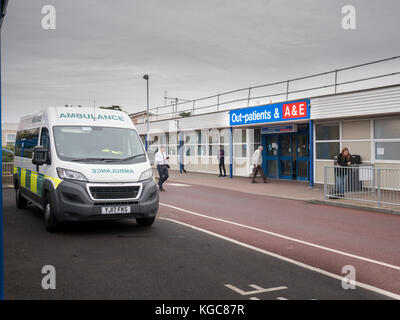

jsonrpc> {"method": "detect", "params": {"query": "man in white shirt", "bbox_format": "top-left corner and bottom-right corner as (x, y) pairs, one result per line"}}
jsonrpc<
(155, 146), (169, 191)
(251, 146), (267, 183)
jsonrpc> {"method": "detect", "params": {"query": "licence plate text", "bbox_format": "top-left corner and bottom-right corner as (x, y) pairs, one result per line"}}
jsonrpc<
(101, 206), (131, 214)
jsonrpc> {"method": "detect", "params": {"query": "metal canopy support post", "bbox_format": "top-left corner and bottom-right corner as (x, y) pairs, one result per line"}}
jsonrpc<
(286, 81), (290, 100)
(309, 119), (314, 187)
(230, 126), (233, 179)
(143, 74), (149, 151)
(334, 70), (338, 94)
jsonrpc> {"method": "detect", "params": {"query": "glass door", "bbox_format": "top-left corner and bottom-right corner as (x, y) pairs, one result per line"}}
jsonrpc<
(296, 133), (309, 181)
(279, 134), (293, 180)
(264, 135), (278, 178)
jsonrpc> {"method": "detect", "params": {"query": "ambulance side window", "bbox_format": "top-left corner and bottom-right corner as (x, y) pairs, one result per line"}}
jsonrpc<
(15, 128), (40, 159)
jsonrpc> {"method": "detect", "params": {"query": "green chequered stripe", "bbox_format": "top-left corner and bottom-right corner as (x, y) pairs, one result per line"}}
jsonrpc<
(14, 166), (62, 196)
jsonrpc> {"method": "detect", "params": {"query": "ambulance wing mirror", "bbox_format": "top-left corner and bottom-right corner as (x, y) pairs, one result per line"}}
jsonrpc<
(32, 146), (48, 166)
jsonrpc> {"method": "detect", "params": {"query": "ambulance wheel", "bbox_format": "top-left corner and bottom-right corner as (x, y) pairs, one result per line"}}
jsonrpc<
(136, 217), (155, 227)
(44, 193), (60, 232)
(15, 187), (28, 209)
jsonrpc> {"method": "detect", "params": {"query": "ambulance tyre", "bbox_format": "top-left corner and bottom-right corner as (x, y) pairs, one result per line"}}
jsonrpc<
(15, 186), (28, 209)
(136, 217), (155, 227)
(44, 193), (60, 232)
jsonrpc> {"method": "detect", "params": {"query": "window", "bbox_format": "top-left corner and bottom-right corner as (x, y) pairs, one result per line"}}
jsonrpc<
(184, 131), (197, 157)
(148, 133), (168, 154)
(315, 123), (340, 160)
(374, 118), (400, 139)
(375, 142), (400, 161)
(168, 132), (177, 156)
(251, 128), (261, 154)
(139, 134), (146, 145)
(208, 129), (226, 157)
(197, 130), (207, 156)
(6, 133), (16, 146)
(53, 126), (145, 163)
(316, 123), (339, 140)
(374, 118), (400, 160)
(15, 128), (40, 159)
(316, 142), (340, 160)
(234, 144), (247, 157)
(233, 129), (246, 158)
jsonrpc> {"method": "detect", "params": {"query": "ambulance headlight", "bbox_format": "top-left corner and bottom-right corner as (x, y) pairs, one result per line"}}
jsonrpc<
(139, 168), (153, 181)
(57, 168), (88, 182)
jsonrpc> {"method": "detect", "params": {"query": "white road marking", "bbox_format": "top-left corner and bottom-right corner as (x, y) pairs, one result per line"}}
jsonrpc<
(277, 297), (288, 300)
(160, 217), (400, 300)
(225, 284), (287, 296)
(160, 202), (400, 272)
(165, 183), (191, 187)
(249, 297), (260, 300)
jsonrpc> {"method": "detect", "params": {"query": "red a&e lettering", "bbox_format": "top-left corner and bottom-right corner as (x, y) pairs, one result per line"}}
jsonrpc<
(282, 101), (307, 119)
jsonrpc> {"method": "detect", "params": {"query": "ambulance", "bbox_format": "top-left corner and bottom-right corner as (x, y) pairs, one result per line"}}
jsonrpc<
(13, 107), (159, 231)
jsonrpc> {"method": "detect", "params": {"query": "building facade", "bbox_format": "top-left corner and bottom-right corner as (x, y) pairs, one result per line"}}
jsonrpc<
(136, 84), (400, 185)
(1, 122), (18, 147)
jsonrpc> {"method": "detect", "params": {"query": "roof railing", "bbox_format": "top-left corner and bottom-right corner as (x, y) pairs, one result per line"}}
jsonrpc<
(137, 56), (400, 123)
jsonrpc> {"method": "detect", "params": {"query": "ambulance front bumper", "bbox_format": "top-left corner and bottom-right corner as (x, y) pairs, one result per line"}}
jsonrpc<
(50, 178), (159, 221)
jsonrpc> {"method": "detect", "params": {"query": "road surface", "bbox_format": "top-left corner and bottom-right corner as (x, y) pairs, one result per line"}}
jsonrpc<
(3, 185), (399, 300)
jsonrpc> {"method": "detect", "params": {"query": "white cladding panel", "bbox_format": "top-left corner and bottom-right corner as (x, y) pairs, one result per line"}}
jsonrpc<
(136, 111), (229, 134)
(311, 86), (400, 120)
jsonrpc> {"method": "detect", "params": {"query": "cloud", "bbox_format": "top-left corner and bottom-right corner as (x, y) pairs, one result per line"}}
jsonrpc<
(2, 0), (400, 122)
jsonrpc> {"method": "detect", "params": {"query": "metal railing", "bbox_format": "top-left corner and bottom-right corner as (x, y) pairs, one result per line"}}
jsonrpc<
(2, 162), (14, 187)
(136, 56), (400, 123)
(324, 166), (400, 207)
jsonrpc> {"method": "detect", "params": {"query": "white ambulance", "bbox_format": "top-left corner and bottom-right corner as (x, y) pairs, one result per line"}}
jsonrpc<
(13, 107), (159, 231)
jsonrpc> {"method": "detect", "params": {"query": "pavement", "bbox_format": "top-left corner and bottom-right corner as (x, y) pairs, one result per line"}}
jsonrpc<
(3, 182), (400, 299)
(163, 170), (400, 215)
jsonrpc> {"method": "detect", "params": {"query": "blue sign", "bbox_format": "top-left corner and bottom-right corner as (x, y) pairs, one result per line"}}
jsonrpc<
(261, 125), (297, 134)
(229, 99), (310, 126)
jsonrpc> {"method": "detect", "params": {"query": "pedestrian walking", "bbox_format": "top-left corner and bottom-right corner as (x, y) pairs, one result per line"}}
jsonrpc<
(218, 145), (226, 177)
(155, 146), (169, 191)
(251, 146), (267, 183)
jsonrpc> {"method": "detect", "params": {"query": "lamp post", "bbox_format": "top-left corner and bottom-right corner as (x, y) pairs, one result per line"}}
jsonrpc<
(143, 74), (149, 151)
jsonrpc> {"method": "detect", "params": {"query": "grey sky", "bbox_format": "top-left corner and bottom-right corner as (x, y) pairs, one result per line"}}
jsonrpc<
(1, 0), (400, 122)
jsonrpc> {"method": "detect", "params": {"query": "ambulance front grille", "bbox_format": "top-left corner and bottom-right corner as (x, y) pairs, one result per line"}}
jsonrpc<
(89, 186), (140, 200)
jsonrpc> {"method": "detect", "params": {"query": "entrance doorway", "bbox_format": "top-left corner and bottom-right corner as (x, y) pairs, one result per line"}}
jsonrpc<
(262, 126), (309, 181)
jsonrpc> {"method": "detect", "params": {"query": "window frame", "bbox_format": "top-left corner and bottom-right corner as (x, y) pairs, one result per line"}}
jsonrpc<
(373, 118), (400, 162)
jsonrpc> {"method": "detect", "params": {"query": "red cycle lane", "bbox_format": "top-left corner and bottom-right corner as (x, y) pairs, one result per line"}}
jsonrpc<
(158, 183), (400, 297)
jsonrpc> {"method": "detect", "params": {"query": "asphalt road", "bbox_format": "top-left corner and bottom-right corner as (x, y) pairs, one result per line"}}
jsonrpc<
(2, 187), (395, 300)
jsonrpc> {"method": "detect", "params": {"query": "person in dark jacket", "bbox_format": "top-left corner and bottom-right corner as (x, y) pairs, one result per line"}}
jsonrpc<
(218, 145), (226, 177)
(335, 147), (352, 197)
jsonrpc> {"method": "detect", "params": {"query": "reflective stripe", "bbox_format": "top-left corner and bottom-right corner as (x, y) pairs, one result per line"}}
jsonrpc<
(37, 173), (45, 195)
(31, 171), (38, 193)
(20, 169), (26, 188)
(26, 170), (32, 190)
(15, 167), (62, 195)
(45, 175), (62, 188)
